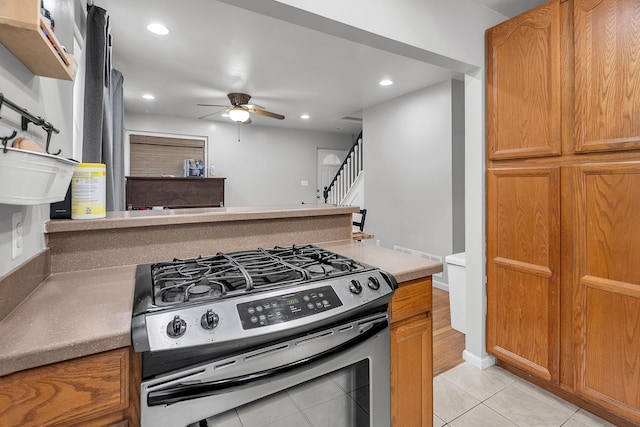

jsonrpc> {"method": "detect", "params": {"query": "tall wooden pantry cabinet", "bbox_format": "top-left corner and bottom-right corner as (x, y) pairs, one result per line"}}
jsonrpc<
(486, 0), (640, 425)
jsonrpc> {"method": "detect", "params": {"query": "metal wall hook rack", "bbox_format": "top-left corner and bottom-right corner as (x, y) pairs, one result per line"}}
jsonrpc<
(0, 92), (61, 155)
(1, 130), (18, 153)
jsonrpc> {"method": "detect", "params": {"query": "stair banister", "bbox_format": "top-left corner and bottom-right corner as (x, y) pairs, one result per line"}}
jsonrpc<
(323, 131), (363, 203)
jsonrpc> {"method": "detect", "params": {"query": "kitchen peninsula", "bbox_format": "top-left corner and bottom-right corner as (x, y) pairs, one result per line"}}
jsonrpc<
(0, 204), (441, 427)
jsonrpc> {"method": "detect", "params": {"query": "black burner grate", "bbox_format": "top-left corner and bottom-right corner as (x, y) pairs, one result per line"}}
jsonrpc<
(150, 245), (367, 306)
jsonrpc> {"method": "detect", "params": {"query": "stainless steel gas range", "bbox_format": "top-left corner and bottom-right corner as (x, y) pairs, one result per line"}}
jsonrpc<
(131, 244), (397, 427)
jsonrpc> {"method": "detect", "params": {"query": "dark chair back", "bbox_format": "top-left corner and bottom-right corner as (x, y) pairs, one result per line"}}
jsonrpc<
(353, 209), (367, 232)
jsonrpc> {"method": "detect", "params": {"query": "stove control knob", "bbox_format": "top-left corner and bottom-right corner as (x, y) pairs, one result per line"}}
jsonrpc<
(367, 276), (380, 290)
(167, 315), (187, 338)
(349, 279), (363, 295)
(201, 309), (220, 330)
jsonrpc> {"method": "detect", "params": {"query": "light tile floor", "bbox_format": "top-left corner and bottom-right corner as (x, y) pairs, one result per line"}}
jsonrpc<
(434, 363), (617, 427)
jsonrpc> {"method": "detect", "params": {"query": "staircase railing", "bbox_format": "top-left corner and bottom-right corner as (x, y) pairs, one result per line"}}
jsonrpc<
(323, 131), (363, 204)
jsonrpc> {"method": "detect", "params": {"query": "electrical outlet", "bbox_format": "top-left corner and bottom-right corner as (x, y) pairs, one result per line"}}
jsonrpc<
(12, 212), (23, 260)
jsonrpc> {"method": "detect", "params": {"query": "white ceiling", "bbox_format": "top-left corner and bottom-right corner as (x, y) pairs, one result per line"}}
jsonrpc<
(472, 0), (548, 18)
(95, 0), (545, 135)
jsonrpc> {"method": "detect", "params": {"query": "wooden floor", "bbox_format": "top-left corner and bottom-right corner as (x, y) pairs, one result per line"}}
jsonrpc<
(432, 287), (465, 377)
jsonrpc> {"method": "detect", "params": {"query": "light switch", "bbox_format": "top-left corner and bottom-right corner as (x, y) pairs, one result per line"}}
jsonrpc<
(301, 180), (309, 186)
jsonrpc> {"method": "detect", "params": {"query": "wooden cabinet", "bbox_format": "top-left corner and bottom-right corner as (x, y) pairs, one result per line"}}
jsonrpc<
(389, 277), (432, 427)
(0, 347), (141, 427)
(486, 166), (560, 382)
(486, 0), (563, 383)
(572, 0), (640, 153)
(126, 176), (225, 209)
(572, 161), (640, 421)
(0, 0), (73, 80)
(485, 0), (561, 160)
(486, 0), (640, 425)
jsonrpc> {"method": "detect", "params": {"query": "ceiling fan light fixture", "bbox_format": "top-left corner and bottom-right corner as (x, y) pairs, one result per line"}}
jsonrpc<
(228, 108), (250, 123)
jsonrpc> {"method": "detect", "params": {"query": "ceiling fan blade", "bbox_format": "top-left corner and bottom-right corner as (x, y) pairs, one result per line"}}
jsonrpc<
(249, 108), (285, 120)
(241, 104), (265, 110)
(197, 103), (230, 108)
(198, 110), (224, 120)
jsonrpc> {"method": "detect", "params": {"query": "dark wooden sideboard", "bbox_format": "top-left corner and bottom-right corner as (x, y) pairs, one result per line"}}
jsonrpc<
(125, 177), (225, 209)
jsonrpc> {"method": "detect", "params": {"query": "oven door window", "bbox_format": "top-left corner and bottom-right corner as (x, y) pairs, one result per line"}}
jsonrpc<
(189, 359), (370, 427)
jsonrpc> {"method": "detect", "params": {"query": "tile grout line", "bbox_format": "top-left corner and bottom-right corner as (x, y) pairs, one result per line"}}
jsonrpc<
(434, 365), (564, 427)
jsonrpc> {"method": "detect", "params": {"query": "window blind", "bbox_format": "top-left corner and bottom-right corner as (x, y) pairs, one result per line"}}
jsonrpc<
(129, 134), (205, 177)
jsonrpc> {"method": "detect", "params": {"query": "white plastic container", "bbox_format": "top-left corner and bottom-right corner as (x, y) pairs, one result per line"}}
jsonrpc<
(71, 163), (106, 219)
(445, 252), (467, 334)
(0, 147), (77, 205)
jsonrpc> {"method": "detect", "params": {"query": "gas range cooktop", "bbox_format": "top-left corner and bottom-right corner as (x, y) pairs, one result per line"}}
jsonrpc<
(131, 245), (397, 354)
(149, 245), (369, 307)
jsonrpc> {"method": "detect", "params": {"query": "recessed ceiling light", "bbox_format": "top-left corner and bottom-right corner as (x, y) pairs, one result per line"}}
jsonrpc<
(379, 79), (393, 86)
(142, 94), (155, 100)
(147, 23), (169, 35)
(300, 114), (310, 119)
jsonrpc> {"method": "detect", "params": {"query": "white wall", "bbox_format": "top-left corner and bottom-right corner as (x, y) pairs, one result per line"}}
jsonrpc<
(363, 80), (464, 266)
(125, 113), (353, 206)
(464, 70), (495, 368)
(452, 81), (466, 254)
(257, 0), (505, 369)
(0, 0), (75, 277)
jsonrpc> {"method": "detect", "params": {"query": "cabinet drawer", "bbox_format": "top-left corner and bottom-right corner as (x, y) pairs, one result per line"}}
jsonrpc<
(390, 277), (432, 324)
(0, 348), (129, 427)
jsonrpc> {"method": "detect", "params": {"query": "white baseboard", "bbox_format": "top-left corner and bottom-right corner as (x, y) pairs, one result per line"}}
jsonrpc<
(433, 280), (449, 292)
(462, 350), (496, 370)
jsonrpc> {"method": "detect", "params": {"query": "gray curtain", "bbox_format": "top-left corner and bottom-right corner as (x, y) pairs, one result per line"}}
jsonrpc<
(111, 69), (125, 211)
(82, 5), (125, 211)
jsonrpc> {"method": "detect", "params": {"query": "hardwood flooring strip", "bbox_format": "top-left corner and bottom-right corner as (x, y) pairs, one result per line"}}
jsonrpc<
(432, 287), (465, 376)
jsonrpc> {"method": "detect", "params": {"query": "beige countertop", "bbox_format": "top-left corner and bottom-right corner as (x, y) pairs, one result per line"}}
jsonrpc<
(317, 240), (442, 283)
(0, 265), (136, 377)
(0, 240), (441, 377)
(45, 204), (359, 233)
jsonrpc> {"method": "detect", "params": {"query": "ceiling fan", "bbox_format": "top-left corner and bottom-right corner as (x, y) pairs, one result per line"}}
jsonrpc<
(197, 93), (285, 123)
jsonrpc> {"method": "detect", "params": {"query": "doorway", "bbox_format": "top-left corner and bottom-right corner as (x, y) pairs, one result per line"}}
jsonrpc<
(316, 148), (347, 202)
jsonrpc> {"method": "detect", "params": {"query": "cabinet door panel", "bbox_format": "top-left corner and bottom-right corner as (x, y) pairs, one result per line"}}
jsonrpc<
(486, 0), (561, 159)
(580, 282), (640, 413)
(0, 348), (129, 427)
(574, 163), (640, 421)
(487, 167), (560, 381)
(573, 0), (640, 153)
(390, 314), (432, 427)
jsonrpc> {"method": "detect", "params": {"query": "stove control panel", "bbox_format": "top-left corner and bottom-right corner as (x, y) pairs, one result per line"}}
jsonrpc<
(237, 285), (343, 329)
(139, 270), (396, 352)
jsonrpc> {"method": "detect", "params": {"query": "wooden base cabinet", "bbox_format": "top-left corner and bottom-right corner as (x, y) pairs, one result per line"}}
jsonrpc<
(390, 277), (433, 427)
(573, 162), (640, 422)
(0, 347), (141, 427)
(486, 0), (640, 425)
(486, 166), (561, 382)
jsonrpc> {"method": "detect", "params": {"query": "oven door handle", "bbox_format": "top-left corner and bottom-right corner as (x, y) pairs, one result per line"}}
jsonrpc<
(146, 314), (388, 406)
